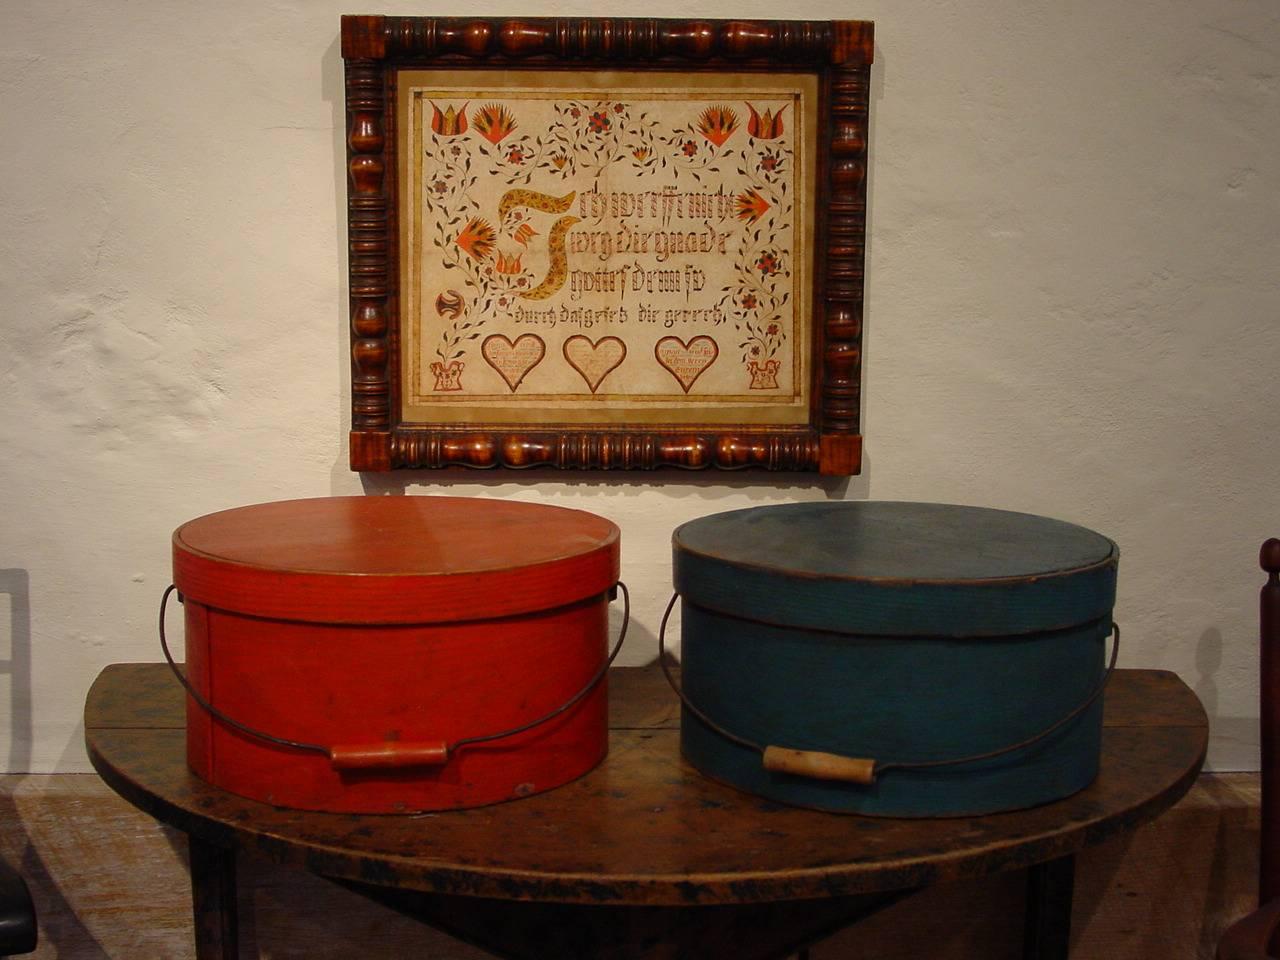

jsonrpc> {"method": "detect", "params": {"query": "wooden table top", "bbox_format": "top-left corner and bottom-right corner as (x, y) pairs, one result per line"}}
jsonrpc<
(86, 663), (1206, 907)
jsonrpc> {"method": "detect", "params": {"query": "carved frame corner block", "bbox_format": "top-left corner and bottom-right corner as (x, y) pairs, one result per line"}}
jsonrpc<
(342, 15), (873, 473)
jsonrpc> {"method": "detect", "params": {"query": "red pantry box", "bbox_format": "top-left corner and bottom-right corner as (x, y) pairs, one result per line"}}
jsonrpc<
(168, 496), (621, 813)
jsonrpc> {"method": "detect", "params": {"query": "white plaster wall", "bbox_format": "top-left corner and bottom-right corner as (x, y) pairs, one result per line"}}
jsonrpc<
(0, 0), (1276, 773)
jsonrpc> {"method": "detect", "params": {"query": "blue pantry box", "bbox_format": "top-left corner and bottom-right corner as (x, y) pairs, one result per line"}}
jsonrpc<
(671, 501), (1118, 817)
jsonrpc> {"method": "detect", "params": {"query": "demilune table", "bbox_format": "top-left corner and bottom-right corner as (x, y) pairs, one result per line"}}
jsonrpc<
(85, 663), (1206, 960)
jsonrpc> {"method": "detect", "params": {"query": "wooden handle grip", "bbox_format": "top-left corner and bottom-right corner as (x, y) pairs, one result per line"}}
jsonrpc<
(762, 746), (877, 784)
(329, 741), (450, 770)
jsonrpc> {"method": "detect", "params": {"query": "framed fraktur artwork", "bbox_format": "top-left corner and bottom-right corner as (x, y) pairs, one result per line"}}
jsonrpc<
(342, 17), (873, 473)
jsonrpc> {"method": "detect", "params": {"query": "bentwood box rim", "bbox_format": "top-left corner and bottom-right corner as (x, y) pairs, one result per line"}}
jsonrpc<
(675, 541), (1118, 587)
(172, 496), (620, 625)
(673, 501), (1118, 585)
(672, 501), (1118, 638)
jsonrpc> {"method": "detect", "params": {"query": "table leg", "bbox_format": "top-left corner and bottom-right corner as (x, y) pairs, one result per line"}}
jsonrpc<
(1023, 854), (1075, 960)
(189, 836), (238, 960)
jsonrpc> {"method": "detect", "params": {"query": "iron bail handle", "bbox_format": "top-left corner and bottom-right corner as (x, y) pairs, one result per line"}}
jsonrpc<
(657, 592), (1120, 786)
(159, 581), (630, 770)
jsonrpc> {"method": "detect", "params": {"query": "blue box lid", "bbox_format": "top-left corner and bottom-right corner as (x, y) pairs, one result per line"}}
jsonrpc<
(672, 501), (1118, 637)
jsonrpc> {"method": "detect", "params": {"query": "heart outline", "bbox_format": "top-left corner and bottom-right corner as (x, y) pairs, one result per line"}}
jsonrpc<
(563, 335), (627, 394)
(481, 334), (546, 393)
(654, 336), (718, 394)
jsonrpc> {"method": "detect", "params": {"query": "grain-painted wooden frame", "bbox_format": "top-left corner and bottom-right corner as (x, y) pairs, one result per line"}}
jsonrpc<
(343, 16), (872, 473)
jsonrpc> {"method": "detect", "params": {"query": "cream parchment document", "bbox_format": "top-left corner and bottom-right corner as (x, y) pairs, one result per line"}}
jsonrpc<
(399, 70), (816, 425)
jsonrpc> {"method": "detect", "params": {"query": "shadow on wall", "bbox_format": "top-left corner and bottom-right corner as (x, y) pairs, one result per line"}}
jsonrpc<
(324, 31), (353, 499)
(1198, 620), (1262, 770)
(1, 569), (32, 773)
(0, 568), (112, 957)
(356, 463), (869, 502)
(1196, 627), (1223, 729)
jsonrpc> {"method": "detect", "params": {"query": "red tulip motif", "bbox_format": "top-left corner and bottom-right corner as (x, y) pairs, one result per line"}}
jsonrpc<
(430, 101), (469, 137)
(746, 102), (786, 140)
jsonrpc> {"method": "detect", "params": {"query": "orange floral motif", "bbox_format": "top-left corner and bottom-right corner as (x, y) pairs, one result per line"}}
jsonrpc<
(473, 103), (517, 144)
(550, 152), (569, 170)
(430, 101), (469, 137)
(495, 250), (523, 274)
(735, 188), (770, 223)
(512, 223), (537, 247)
(697, 105), (739, 147)
(746, 102), (786, 139)
(455, 218), (496, 260)
(632, 146), (651, 161)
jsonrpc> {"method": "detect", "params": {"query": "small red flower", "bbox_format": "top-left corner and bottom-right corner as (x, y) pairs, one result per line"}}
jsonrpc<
(681, 139), (698, 157)
(589, 110), (611, 133)
(570, 106), (581, 118)
(750, 345), (761, 357)
(741, 293), (758, 310)
(431, 179), (448, 195)
(506, 146), (525, 164)
(766, 323), (779, 336)
(755, 252), (780, 276)
(614, 102), (625, 113)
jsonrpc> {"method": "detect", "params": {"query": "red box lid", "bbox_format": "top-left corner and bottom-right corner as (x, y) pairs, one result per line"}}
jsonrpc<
(173, 496), (619, 624)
